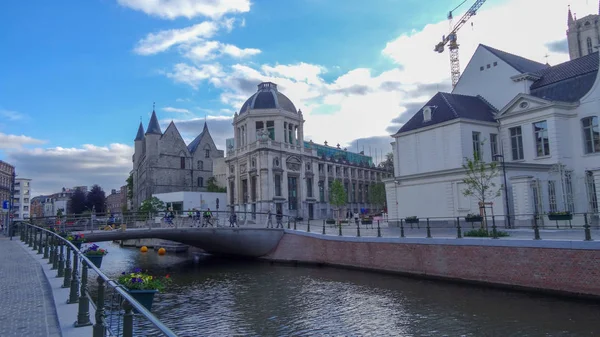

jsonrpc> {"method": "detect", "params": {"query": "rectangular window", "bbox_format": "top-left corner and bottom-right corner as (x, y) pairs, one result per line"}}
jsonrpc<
(180, 157), (185, 169)
(274, 175), (281, 196)
(242, 179), (248, 203)
(586, 171), (599, 213)
(582, 116), (600, 154)
(197, 177), (203, 187)
(472, 132), (481, 159)
(306, 178), (313, 198)
(288, 177), (297, 210)
(251, 176), (257, 201)
(533, 120), (550, 157)
(351, 183), (356, 203)
(344, 182), (349, 202)
(319, 181), (325, 202)
(490, 133), (499, 160)
(358, 184), (363, 203)
(205, 149), (210, 158)
(328, 181), (333, 202)
(565, 171), (575, 213)
(510, 126), (524, 160)
(548, 181), (557, 213)
(267, 121), (275, 140)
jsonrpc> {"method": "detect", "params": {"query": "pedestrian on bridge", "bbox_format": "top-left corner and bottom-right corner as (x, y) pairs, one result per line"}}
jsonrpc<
(276, 209), (283, 229)
(266, 209), (273, 228)
(229, 212), (238, 227)
(202, 208), (213, 227)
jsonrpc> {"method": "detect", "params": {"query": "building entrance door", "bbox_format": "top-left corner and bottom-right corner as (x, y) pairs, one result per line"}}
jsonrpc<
(308, 204), (314, 220)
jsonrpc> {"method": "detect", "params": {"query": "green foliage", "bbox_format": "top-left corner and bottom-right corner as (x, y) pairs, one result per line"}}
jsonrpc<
(68, 188), (87, 214)
(330, 179), (346, 208)
(548, 211), (571, 216)
(118, 268), (172, 291)
(379, 152), (394, 171)
(56, 208), (64, 218)
(139, 197), (165, 214)
(126, 174), (133, 201)
(121, 204), (128, 214)
(461, 155), (501, 206)
(464, 228), (509, 237)
(86, 184), (106, 213)
(206, 177), (226, 192)
(369, 182), (386, 209)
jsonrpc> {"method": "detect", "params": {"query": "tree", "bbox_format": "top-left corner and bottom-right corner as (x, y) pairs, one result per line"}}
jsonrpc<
(126, 174), (133, 201)
(462, 154), (502, 228)
(68, 188), (87, 214)
(369, 182), (387, 212)
(330, 179), (347, 222)
(86, 184), (106, 213)
(379, 152), (394, 172)
(206, 177), (226, 193)
(139, 197), (165, 214)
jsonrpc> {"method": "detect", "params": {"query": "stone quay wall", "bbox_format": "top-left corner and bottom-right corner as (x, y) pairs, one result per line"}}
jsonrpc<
(264, 231), (600, 298)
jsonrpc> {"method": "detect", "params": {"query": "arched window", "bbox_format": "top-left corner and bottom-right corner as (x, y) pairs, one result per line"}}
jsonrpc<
(587, 37), (593, 54)
(197, 160), (204, 170)
(180, 156), (185, 169)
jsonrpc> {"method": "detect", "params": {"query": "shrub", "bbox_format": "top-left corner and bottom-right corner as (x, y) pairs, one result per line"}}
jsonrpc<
(464, 228), (509, 237)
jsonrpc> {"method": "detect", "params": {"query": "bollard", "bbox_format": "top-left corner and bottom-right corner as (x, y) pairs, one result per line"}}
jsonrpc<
(75, 263), (92, 327)
(43, 234), (50, 259)
(377, 220), (381, 237)
(122, 300), (134, 337)
(93, 277), (106, 337)
(584, 213), (592, 241)
(63, 248), (72, 288)
(57, 244), (65, 278)
(456, 217), (462, 239)
(356, 220), (360, 237)
(294, 219), (297, 230)
(491, 216), (498, 239)
(68, 253), (80, 304)
(533, 214), (541, 240)
(307, 219), (311, 233)
(426, 218), (431, 238)
(338, 221), (342, 236)
(400, 219), (405, 238)
(322, 220), (326, 235)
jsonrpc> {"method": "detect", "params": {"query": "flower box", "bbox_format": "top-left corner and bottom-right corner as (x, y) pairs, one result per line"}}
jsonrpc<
(325, 219), (336, 225)
(548, 214), (573, 221)
(126, 289), (158, 312)
(85, 254), (104, 268)
(118, 268), (171, 312)
(465, 216), (483, 223)
(362, 219), (373, 225)
(405, 218), (419, 224)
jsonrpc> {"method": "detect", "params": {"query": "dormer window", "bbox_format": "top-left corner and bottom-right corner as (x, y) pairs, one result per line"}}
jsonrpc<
(423, 106), (433, 122)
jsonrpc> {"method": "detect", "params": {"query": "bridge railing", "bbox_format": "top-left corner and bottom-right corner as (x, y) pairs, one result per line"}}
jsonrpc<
(18, 222), (178, 337)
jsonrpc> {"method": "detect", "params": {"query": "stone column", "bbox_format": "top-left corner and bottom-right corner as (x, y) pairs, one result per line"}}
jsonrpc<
(283, 122), (288, 143)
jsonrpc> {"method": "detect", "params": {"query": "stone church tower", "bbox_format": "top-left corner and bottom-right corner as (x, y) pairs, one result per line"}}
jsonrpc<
(131, 108), (224, 209)
(567, 3), (600, 60)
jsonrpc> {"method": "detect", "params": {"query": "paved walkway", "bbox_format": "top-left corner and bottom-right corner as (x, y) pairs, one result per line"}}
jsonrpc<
(0, 236), (61, 337)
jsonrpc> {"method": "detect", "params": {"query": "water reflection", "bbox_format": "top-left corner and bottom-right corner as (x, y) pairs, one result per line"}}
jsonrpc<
(95, 242), (599, 337)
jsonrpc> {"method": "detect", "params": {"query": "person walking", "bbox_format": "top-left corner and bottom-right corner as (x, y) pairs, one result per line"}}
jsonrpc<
(229, 211), (238, 227)
(276, 209), (283, 229)
(266, 209), (273, 228)
(202, 208), (213, 227)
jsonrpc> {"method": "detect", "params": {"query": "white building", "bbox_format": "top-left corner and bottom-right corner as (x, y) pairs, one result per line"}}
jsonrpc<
(153, 191), (226, 213)
(386, 40), (600, 227)
(225, 82), (392, 221)
(13, 178), (32, 220)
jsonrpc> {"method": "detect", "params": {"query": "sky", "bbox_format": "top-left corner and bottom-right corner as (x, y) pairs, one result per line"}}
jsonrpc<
(0, 0), (594, 196)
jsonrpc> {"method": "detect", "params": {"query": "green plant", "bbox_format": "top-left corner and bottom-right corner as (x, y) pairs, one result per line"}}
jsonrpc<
(462, 154), (502, 227)
(548, 211), (571, 216)
(82, 244), (107, 256)
(118, 268), (172, 291)
(67, 233), (85, 242)
(464, 228), (509, 237)
(405, 216), (417, 220)
(466, 213), (479, 218)
(139, 197), (166, 214)
(330, 179), (347, 223)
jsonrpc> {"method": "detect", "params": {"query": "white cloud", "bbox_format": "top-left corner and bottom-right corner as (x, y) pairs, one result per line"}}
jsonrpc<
(0, 133), (46, 149)
(5, 143), (133, 196)
(183, 40), (261, 62)
(0, 109), (27, 121)
(164, 63), (224, 89)
(162, 107), (191, 114)
(118, 0), (251, 20)
(221, 44), (261, 58)
(134, 21), (219, 55)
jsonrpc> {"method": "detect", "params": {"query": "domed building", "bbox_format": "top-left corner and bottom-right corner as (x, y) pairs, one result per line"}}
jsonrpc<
(224, 82), (392, 220)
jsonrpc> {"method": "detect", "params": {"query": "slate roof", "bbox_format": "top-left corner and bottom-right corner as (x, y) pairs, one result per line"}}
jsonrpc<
(481, 44), (549, 73)
(187, 122), (209, 153)
(240, 82), (297, 114)
(134, 122), (144, 141)
(529, 52), (598, 102)
(396, 92), (497, 134)
(146, 110), (162, 135)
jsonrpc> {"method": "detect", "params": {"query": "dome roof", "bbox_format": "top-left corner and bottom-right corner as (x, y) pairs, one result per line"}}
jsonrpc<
(239, 82), (297, 114)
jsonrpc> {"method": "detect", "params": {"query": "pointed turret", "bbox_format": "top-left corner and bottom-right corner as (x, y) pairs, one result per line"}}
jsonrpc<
(203, 121), (209, 132)
(134, 122), (145, 141)
(568, 5), (574, 25)
(146, 110), (162, 135)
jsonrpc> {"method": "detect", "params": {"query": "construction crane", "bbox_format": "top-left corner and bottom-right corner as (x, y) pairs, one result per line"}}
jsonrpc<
(434, 0), (487, 87)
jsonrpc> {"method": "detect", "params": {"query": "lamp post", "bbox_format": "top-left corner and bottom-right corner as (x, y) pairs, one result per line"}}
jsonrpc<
(8, 171), (16, 240)
(493, 154), (511, 229)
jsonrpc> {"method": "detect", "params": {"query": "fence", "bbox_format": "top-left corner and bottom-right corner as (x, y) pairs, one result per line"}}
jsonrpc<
(16, 223), (177, 337)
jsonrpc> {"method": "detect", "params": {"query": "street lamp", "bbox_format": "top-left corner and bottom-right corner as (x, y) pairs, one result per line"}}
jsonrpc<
(493, 154), (511, 229)
(8, 171), (16, 240)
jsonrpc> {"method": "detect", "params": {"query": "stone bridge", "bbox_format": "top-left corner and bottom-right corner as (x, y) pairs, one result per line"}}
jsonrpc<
(81, 228), (285, 257)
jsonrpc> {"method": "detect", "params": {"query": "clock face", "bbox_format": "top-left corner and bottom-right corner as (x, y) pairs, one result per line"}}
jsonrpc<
(519, 101), (529, 109)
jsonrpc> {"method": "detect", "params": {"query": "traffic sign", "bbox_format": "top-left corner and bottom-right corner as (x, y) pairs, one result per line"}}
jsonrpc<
(2, 200), (8, 210)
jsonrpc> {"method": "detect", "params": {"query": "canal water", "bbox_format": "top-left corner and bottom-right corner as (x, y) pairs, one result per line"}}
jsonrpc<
(97, 242), (599, 337)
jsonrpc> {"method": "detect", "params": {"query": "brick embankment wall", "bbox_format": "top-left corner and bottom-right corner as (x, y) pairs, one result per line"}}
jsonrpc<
(264, 232), (600, 298)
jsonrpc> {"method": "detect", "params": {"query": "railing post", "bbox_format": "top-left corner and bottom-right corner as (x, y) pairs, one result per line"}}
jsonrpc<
(293, 219), (297, 230)
(377, 220), (381, 237)
(122, 300), (134, 337)
(456, 217), (462, 239)
(52, 238), (59, 270)
(426, 218), (431, 238)
(93, 277), (106, 337)
(75, 263), (92, 327)
(533, 214), (541, 240)
(356, 220), (360, 237)
(322, 220), (326, 235)
(57, 244), (65, 277)
(491, 215), (498, 239)
(307, 218), (311, 232)
(63, 247), (72, 288)
(68, 253), (80, 303)
(33, 228), (38, 251)
(584, 213), (592, 241)
(43, 234), (50, 259)
(400, 219), (405, 238)
(338, 221), (342, 236)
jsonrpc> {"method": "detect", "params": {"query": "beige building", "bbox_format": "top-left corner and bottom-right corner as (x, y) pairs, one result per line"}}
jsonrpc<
(131, 108), (224, 209)
(567, 5), (600, 60)
(225, 82), (392, 220)
(0, 160), (15, 210)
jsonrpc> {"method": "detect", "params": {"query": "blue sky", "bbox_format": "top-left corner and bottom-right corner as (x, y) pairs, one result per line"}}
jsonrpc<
(0, 0), (587, 195)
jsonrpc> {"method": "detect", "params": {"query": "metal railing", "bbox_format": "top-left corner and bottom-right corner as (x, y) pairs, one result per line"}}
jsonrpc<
(18, 223), (177, 337)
